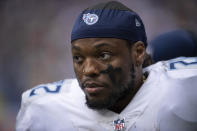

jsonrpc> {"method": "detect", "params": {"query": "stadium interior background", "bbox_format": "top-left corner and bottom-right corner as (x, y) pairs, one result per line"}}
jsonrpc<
(0, 0), (196, 130)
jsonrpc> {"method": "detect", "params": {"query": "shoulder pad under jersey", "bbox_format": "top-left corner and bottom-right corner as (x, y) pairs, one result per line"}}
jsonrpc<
(166, 57), (197, 70)
(20, 79), (78, 106)
(157, 75), (197, 131)
(144, 57), (197, 78)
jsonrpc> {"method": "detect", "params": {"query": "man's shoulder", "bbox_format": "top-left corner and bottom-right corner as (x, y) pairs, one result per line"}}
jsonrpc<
(16, 79), (83, 131)
(144, 57), (197, 78)
(166, 57), (197, 70)
(146, 57), (197, 70)
(156, 75), (197, 130)
(20, 78), (79, 106)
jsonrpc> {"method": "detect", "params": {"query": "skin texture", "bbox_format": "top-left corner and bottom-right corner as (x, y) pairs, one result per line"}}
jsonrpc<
(142, 52), (153, 68)
(72, 38), (145, 113)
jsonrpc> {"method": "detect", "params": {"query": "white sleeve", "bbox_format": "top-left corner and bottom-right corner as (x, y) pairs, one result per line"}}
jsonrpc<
(157, 76), (197, 131)
(16, 80), (78, 131)
(16, 91), (33, 131)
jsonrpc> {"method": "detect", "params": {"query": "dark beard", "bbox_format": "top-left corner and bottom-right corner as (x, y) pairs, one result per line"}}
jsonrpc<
(85, 65), (135, 110)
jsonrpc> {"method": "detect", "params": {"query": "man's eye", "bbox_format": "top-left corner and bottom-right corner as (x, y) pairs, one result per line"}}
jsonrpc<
(99, 52), (111, 60)
(73, 55), (83, 63)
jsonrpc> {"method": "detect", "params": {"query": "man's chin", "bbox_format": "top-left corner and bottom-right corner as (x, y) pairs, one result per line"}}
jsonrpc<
(85, 95), (117, 110)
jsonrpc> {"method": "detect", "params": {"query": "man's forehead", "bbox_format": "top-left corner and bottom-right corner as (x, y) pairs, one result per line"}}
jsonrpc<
(71, 38), (128, 47)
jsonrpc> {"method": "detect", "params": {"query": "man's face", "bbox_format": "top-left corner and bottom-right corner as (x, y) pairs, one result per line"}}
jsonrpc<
(72, 38), (135, 109)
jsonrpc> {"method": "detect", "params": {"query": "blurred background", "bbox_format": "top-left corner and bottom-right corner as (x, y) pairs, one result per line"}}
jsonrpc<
(0, 0), (196, 130)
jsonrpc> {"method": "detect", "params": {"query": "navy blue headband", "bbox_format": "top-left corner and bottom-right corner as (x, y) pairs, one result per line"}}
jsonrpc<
(71, 7), (147, 47)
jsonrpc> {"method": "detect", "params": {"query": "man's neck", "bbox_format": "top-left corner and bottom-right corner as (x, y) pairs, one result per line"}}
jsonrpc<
(108, 76), (143, 114)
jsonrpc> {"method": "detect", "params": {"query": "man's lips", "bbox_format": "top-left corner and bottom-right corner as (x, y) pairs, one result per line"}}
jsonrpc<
(82, 82), (106, 94)
(85, 87), (105, 94)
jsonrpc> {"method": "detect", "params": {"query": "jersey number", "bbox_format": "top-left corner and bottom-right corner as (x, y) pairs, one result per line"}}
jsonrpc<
(169, 58), (197, 70)
(29, 85), (61, 97)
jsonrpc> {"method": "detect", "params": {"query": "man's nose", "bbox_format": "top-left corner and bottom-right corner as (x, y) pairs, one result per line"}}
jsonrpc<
(83, 58), (100, 77)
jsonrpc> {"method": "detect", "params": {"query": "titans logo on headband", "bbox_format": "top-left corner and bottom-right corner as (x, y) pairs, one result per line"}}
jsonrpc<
(83, 13), (99, 25)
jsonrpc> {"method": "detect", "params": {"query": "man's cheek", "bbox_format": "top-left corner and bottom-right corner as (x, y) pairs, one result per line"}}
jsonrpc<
(100, 64), (123, 85)
(74, 69), (82, 81)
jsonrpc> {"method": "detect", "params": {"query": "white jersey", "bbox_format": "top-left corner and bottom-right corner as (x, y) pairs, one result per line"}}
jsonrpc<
(16, 57), (197, 131)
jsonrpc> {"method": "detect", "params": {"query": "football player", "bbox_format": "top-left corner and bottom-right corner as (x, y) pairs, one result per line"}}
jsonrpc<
(16, 1), (197, 131)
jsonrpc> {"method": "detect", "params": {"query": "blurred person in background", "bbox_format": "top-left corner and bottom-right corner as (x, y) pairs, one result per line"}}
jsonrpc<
(16, 1), (197, 131)
(148, 29), (197, 62)
(145, 29), (197, 131)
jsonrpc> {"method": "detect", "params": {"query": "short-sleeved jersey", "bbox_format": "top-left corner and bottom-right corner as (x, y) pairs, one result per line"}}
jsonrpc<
(16, 57), (197, 131)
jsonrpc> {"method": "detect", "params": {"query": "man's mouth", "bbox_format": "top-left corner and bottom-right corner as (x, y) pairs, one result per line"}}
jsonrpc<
(85, 87), (105, 94)
(83, 82), (106, 94)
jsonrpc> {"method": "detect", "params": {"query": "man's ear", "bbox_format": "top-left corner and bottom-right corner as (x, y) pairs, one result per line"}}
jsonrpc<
(130, 41), (146, 67)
